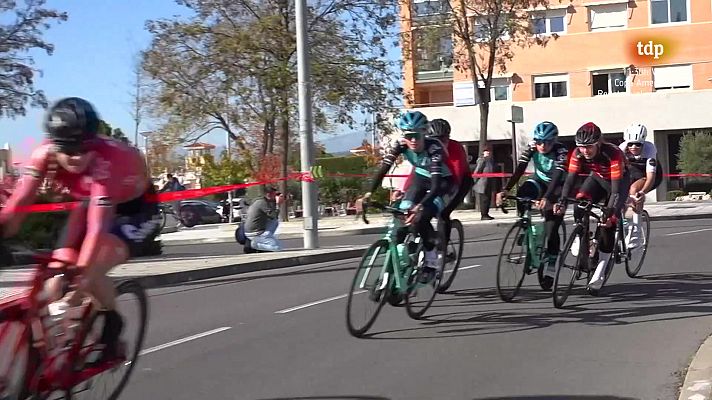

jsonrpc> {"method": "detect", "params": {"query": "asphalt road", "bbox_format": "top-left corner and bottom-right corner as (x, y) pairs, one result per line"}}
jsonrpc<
(118, 218), (712, 400)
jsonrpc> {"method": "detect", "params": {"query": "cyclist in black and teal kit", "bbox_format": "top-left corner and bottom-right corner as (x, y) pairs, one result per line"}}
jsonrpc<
(364, 111), (452, 283)
(496, 121), (568, 289)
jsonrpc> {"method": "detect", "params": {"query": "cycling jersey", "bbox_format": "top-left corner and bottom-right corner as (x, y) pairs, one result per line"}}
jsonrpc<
(561, 142), (628, 209)
(369, 137), (451, 206)
(619, 140), (657, 175)
(505, 141), (568, 199)
(1, 137), (154, 260)
(445, 139), (468, 186)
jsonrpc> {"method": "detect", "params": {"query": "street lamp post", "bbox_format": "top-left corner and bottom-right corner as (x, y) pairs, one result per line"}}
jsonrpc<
(296, 0), (319, 249)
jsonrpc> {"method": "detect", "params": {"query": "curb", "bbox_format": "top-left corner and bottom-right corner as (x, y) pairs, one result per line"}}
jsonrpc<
(115, 247), (366, 289)
(678, 334), (712, 400)
(649, 213), (712, 222)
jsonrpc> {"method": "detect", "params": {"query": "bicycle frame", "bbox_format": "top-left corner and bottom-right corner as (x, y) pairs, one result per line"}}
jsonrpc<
(0, 253), (122, 394)
(565, 198), (627, 271)
(501, 196), (546, 269)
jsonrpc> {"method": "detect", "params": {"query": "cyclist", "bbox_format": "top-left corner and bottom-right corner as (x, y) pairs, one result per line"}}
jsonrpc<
(0, 97), (159, 362)
(496, 121), (569, 288)
(555, 122), (630, 293)
(362, 110), (451, 283)
(619, 123), (661, 248)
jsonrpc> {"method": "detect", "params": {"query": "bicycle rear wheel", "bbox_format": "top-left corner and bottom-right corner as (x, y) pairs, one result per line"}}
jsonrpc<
(496, 222), (527, 302)
(625, 210), (650, 278)
(437, 219), (464, 294)
(346, 240), (390, 337)
(67, 280), (148, 400)
(553, 225), (585, 309)
(405, 243), (441, 320)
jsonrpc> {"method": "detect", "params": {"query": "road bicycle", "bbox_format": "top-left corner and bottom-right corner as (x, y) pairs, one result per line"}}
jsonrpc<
(553, 198), (634, 308)
(0, 240), (148, 400)
(346, 202), (442, 337)
(496, 195), (567, 302)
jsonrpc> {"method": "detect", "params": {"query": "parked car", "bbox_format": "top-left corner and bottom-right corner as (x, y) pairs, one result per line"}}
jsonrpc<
(217, 197), (249, 222)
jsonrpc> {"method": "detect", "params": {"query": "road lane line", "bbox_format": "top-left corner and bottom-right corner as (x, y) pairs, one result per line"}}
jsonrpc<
(139, 327), (232, 356)
(275, 264), (482, 314)
(665, 228), (712, 237)
(275, 293), (363, 314)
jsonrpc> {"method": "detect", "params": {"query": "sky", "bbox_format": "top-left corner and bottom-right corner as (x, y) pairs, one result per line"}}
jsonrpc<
(0, 0), (194, 164)
(0, 0), (402, 165)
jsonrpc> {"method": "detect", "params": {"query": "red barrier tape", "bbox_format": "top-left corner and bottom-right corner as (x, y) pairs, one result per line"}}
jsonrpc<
(9, 170), (712, 214)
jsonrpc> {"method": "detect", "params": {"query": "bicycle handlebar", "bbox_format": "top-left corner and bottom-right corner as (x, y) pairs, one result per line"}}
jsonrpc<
(499, 195), (540, 215)
(360, 200), (408, 225)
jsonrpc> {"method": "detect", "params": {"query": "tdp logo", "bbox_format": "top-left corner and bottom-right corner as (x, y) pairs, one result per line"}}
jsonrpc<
(637, 40), (664, 60)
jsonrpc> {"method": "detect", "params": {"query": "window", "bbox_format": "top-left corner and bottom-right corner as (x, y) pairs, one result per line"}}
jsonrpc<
(478, 78), (511, 101)
(651, 0), (688, 24)
(591, 70), (627, 96)
(588, 3), (627, 30)
(412, 0), (450, 17)
(474, 15), (510, 42)
(533, 74), (568, 99)
(531, 10), (566, 35)
(653, 64), (692, 90)
(415, 28), (453, 72)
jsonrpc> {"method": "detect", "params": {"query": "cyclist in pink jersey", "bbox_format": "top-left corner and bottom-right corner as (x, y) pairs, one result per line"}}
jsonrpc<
(0, 97), (159, 362)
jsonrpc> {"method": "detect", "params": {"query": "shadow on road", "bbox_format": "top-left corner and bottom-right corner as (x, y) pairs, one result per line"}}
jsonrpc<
(472, 396), (638, 400)
(256, 397), (391, 400)
(362, 272), (712, 340)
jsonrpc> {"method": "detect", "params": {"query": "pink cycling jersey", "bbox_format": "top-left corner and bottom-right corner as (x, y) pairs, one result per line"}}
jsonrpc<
(1, 137), (149, 266)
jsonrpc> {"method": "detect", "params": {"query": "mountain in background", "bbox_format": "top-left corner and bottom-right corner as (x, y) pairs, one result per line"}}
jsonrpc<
(319, 131), (372, 154)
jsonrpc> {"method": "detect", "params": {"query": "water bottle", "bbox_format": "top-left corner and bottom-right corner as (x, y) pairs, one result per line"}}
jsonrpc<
(396, 243), (409, 271)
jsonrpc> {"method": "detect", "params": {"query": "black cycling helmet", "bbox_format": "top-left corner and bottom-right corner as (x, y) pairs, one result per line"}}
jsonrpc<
(575, 122), (602, 146)
(43, 97), (100, 152)
(428, 118), (451, 139)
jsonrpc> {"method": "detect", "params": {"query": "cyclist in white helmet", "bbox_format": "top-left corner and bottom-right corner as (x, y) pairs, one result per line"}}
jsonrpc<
(619, 123), (662, 248)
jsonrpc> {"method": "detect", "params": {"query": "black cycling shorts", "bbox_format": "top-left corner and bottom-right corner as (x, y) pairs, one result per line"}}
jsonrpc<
(110, 186), (161, 257)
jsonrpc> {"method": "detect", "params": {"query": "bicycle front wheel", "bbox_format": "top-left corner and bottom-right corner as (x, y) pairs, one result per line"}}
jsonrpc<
(67, 280), (148, 400)
(437, 219), (464, 294)
(346, 240), (390, 337)
(553, 225), (585, 309)
(405, 244), (441, 320)
(496, 221), (527, 302)
(0, 323), (31, 400)
(625, 210), (650, 278)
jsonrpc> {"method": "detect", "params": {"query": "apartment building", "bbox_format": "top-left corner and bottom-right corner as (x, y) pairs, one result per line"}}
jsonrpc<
(402, 0), (712, 200)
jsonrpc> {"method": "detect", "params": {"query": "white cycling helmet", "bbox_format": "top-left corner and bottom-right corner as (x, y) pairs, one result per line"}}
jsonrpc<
(624, 123), (647, 143)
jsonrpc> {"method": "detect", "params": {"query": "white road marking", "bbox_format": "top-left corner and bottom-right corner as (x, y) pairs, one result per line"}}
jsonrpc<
(665, 228), (712, 237)
(275, 264), (482, 314)
(139, 327), (232, 356)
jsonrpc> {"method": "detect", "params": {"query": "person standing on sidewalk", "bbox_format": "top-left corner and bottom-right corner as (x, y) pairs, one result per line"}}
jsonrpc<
(244, 186), (284, 252)
(473, 145), (495, 220)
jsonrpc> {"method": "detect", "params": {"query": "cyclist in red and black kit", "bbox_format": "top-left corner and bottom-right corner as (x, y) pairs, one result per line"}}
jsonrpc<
(0, 97), (160, 362)
(556, 122), (630, 294)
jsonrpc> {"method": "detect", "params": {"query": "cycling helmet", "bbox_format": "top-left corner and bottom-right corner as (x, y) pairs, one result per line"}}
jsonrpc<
(624, 123), (647, 143)
(575, 122), (602, 146)
(428, 118), (451, 139)
(532, 121), (559, 142)
(43, 97), (100, 151)
(397, 111), (428, 132)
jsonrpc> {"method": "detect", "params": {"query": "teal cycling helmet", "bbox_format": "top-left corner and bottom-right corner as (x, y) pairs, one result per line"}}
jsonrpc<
(533, 121), (558, 142)
(397, 111), (428, 132)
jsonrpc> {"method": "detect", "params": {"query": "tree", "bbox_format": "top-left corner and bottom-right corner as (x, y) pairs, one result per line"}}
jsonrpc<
(405, 0), (550, 149)
(97, 120), (130, 144)
(677, 130), (712, 193)
(0, 0), (67, 118)
(143, 0), (402, 218)
(128, 54), (151, 146)
(201, 151), (251, 189)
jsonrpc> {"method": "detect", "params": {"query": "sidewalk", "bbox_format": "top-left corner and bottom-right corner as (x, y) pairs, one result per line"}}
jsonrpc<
(159, 201), (712, 246)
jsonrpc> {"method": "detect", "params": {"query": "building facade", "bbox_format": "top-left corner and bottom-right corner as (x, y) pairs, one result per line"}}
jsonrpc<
(403, 0), (712, 200)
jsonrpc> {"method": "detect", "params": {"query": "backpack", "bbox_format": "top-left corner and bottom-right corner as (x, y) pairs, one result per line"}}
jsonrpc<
(235, 221), (247, 245)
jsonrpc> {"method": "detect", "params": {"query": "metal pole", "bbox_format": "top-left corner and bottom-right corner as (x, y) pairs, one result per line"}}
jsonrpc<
(226, 132), (233, 224)
(296, 0), (319, 249)
(510, 120), (517, 172)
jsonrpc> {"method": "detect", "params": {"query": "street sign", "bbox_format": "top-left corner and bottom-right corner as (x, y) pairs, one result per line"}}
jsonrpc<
(511, 105), (524, 123)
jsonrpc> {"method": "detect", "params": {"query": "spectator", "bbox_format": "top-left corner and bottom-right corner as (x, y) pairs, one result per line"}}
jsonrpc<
(159, 173), (186, 219)
(244, 186), (284, 252)
(473, 145), (495, 220)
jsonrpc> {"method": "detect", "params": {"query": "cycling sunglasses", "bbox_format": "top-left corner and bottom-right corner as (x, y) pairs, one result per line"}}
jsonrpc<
(627, 142), (643, 148)
(55, 143), (88, 156)
(402, 131), (423, 141)
(534, 139), (553, 146)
